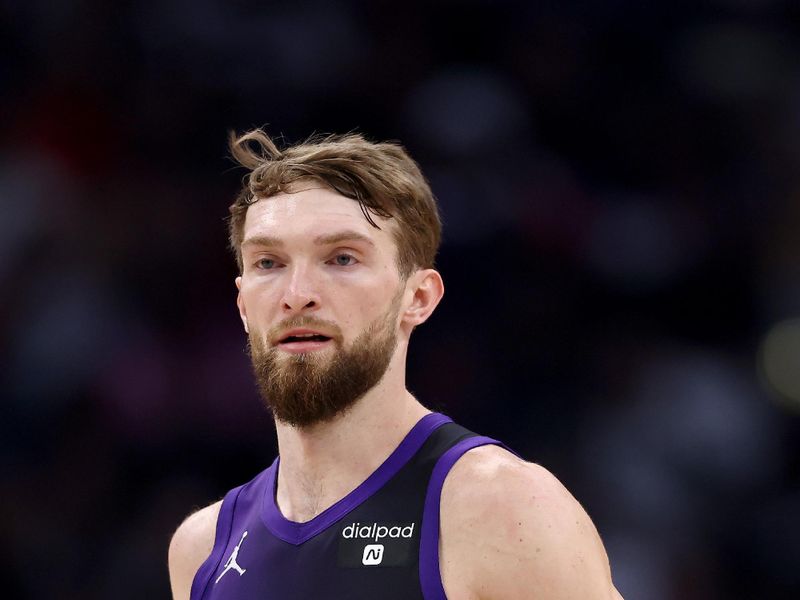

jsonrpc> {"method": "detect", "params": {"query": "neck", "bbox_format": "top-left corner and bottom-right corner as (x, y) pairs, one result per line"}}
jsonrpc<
(273, 353), (430, 523)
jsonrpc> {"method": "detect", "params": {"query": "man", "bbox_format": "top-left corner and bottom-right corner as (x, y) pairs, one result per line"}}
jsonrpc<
(168, 129), (623, 599)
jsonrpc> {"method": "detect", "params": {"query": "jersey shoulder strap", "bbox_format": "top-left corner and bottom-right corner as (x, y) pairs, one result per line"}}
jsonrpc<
(189, 467), (268, 600)
(419, 428), (508, 600)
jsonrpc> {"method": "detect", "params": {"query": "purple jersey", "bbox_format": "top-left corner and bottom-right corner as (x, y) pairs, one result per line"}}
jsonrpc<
(190, 413), (502, 599)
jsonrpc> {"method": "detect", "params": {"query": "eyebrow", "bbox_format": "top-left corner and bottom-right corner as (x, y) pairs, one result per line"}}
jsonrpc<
(241, 235), (283, 249)
(313, 231), (375, 247)
(241, 230), (375, 249)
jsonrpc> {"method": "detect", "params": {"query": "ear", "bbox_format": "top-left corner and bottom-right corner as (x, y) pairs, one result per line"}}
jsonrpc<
(401, 269), (444, 330)
(235, 276), (249, 334)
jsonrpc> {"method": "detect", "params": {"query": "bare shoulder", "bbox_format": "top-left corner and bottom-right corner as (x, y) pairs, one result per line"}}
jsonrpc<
(440, 446), (622, 600)
(168, 500), (223, 600)
(441, 445), (583, 525)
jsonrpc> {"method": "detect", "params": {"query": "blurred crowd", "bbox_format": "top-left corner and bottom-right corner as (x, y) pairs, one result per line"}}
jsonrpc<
(1, 1), (799, 598)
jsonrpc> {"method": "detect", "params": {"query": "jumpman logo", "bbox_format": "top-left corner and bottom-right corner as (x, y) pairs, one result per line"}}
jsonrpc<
(215, 531), (249, 584)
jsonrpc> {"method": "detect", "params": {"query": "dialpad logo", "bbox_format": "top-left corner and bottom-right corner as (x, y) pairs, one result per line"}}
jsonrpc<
(362, 544), (384, 565)
(337, 521), (417, 568)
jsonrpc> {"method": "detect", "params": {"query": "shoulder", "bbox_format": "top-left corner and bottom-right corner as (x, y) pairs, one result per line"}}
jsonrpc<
(168, 500), (223, 600)
(439, 445), (621, 600)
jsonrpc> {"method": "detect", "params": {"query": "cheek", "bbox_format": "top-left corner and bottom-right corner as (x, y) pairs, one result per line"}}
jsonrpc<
(334, 292), (378, 329)
(241, 286), (278, 323)
(350, 289), (398, 324)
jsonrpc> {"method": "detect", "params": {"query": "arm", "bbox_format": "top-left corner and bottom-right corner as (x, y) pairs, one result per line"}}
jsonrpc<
(168, 500), (222, 600)
(440, 447), (623, 600)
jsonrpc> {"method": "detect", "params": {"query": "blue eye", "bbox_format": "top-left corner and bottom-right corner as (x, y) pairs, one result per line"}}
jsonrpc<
(256, 258), (276, 269)
(333, 254), (356, 266)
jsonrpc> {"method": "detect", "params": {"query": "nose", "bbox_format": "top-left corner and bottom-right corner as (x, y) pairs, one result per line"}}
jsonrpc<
(281, 264), (321, 314)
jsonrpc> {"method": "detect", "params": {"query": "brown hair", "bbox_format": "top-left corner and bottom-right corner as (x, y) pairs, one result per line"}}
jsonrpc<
(227, 129), (441, 277)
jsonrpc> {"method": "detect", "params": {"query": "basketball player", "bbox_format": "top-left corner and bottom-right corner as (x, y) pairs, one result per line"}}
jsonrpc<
(168, 129), (624, 599)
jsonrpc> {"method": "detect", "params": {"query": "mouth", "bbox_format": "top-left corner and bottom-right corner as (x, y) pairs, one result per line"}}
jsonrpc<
(276, 329), (334, 353)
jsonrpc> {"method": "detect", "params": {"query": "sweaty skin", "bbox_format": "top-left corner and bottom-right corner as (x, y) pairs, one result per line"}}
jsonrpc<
(168, 186), (623, 600)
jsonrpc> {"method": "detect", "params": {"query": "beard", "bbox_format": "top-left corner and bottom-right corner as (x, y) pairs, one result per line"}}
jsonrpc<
(247, 294), (401, 428)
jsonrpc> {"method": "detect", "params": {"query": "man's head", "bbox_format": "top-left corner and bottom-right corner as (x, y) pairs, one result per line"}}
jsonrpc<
(228, 129), (444, 428)
(228, 129), (441, 278)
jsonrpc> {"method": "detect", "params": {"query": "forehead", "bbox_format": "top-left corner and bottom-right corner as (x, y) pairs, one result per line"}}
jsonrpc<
(241, 185), (396, 248)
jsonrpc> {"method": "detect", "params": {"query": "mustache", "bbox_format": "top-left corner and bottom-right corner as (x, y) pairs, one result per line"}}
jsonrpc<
(266, 316), (344, 345)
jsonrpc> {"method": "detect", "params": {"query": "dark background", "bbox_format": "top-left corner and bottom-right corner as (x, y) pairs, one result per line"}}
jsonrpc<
(2, 1), (800, 598)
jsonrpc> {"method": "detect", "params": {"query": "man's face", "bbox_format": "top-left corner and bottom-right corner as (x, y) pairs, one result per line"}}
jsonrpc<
(236, 185), (407, 427)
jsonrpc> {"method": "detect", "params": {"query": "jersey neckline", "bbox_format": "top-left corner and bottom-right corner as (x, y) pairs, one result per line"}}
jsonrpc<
(260, 412), (452, 546)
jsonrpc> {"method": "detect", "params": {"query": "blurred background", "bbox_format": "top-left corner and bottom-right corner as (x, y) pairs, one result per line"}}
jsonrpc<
(2, 0), (799, 598)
